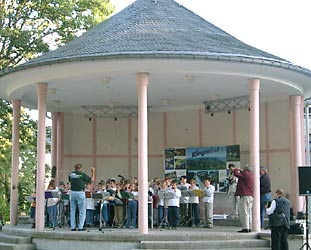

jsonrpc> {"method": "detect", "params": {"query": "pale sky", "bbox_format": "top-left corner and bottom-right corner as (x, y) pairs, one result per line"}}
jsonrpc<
(111, 0), (311, 70)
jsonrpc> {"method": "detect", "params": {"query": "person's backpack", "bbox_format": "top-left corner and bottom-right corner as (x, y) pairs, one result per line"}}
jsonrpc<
(288, 223), (304, 235)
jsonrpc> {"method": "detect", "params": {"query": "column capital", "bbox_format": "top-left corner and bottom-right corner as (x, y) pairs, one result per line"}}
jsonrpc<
(136, 72), (149, 86)
(11, 99), (21, 108)
(37, 82), (48, 95)
(248, 78), (260, 91)
(290, 95), (303, 106)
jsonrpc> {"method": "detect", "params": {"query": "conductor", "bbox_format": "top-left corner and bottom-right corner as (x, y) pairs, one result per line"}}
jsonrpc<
(69, 163), (95, 231)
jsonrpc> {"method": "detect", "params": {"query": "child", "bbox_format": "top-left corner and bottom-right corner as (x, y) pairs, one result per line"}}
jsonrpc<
(157, 181), (168, 228)
(148, 180), (154, 228)
(178, 175), (190, 226)
(127, 183), (138, 229)
(46, 181), (59, 229)
(114, 183), (124, 228)
(167, 180), (181, 229)
(188, 179), (200, 227)
(202, 178), (215, 228)
(85, 183), (95, 227)
(30, 191), (36, 228)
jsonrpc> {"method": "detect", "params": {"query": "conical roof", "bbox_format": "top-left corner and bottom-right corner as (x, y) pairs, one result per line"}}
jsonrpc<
(0, 0), (310, 111)
(19, 0), (286, 66)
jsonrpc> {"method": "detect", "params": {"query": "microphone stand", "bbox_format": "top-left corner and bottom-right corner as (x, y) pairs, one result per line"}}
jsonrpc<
(299, 196), (311, 250)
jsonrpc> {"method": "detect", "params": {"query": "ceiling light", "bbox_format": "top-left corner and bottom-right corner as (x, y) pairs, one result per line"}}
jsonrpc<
(48, 88), (56, 95)
(101, 76), (112, 85)
(162, 99), (169, 106)
(185, 75), (194, 82)
(108, 102), (116, 108)
(52, 100), (61, 107)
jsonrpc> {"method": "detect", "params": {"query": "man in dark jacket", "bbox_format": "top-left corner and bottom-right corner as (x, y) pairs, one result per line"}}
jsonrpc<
(266, 189), (290, 250)
(69, 163), (95, 231)
(234, 164), (254, 233)
(260, 166), (271, 228)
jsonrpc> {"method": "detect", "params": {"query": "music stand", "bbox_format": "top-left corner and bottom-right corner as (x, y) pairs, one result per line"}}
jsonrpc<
(158, 190), (174, 227)
(113, 198), (123, 205)
(119, 191), (130, 227)
(26, 196), (35, 203)
(92, 191), (110, 231)
(193, 189), (204, 197)
(157, 190), (166, 199)
(159, 190), (175, 199)
(45, 191), (59, 199)
(299, 195), (311, 250)
(181, 190), (195, 198)
(59, 193), (69, 227)
(183, 189), (203, 226)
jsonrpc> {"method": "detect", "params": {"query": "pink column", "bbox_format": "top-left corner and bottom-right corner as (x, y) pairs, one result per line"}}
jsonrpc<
(300, 96), (306, 165)
(10, 99), (21, 225)
(128, 117), (132, 180)
(57, 112), (64, 182)
(289, 96), (304, 212)
(36, 82), (48, 231)
(92, 117), (97, 183)
(163, 112), (167, 148)
(249, 79), (260, 232)
(51, 112), (58, 182)
(136, 72), (149, 234)
(198, 110), (203, 147)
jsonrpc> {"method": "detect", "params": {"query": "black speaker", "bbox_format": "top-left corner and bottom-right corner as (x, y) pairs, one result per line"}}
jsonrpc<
(298, 166), (311, 196)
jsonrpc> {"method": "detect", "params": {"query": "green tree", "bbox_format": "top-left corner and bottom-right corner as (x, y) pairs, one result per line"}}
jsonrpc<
(0, 0), (115, 221)
(0, 100), (38, 220)
(0, 0), (115, 70)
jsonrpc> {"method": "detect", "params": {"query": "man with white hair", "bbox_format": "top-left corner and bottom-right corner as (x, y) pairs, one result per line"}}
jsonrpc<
(266, 189), (290, 250)
(234, 164), (254, 233)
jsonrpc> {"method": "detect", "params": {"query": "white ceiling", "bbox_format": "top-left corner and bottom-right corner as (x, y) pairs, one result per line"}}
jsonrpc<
(0, 58), (309, 116)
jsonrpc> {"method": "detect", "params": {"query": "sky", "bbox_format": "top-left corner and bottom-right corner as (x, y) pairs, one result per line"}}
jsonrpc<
(111, 0), (311, 70)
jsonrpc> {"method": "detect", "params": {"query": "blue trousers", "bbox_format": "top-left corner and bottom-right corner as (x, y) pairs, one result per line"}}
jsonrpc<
(70, 191), (86, 230)
(260, 193), (271, 227)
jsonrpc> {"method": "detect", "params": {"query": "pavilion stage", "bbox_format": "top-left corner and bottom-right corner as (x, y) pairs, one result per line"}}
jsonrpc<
(0, 219), (305, 250)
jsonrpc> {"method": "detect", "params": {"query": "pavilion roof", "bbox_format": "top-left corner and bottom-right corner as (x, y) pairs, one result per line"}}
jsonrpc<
(1, 0), (310, 78)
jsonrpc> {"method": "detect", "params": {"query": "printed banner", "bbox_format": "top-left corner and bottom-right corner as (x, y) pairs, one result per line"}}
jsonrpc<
(164, 145), (240, 192)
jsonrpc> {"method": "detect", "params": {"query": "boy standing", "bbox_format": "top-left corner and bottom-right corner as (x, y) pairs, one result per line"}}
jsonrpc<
(167, 180), (181, 229)
(202, 178), (215, 228)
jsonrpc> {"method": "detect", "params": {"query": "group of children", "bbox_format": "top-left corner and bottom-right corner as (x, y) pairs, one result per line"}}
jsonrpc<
(37, 174), (215, 230)
(153, 175), (215, 229)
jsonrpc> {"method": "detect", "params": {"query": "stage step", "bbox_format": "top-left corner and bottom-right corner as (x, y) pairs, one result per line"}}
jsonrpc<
(0, 233), (35, 250)
(0, 243), (35, 250)
(139, 239), (270, 249)
(133, 249), (270, 250)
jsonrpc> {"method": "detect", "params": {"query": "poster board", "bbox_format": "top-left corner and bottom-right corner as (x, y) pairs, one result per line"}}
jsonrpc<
(164, 145), (240, 192)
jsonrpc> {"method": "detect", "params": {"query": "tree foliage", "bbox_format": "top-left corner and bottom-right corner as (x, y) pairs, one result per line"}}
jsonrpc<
(0, 100), (38, 220)
(0, 0), (115, 221)
(0, 0), (115, 70)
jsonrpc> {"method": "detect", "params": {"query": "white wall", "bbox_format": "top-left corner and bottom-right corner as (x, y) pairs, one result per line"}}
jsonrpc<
(62, 98), (292, 194)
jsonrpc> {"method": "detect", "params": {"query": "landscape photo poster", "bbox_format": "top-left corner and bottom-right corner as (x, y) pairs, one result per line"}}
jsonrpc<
(164, 145), (240, 191)
(164, 147), (186, 171)
(186, 146), (227, 189)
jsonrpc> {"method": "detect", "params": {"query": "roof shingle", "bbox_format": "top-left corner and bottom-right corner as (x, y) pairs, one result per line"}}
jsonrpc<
(23, 0), (286, 65)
